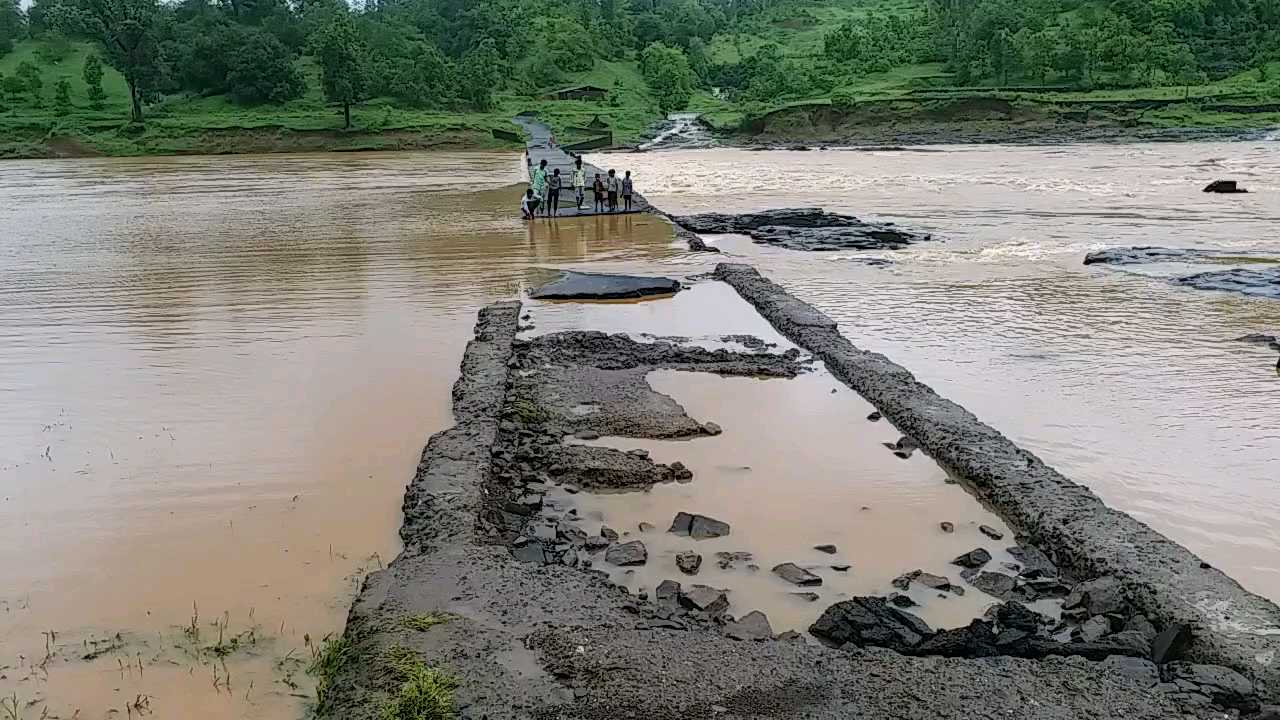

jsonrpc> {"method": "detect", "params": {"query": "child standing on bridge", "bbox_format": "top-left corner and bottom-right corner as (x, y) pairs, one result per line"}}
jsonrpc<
(593, 173), (605, 213)
(572, 157), (587, 210)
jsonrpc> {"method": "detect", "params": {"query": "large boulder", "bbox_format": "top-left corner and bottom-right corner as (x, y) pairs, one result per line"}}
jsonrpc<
(1204, 179), (1248, 193)
(529, 270), (681, 300)
(809, 597), (933, 651)
(668, 512), (731, 539)
(772, 563), (822, 586)
(724, 611), (773, 641)
(604, 540), (648, 566)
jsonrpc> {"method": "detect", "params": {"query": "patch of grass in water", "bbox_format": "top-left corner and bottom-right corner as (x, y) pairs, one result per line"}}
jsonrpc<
(402, 613), (452, 632)
(380, 647), (459, 720)
(307, 634), (354, 708)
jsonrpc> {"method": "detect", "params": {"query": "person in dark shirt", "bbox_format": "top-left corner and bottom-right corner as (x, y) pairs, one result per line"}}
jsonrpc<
(593, 173), (605, 213)
(548, 168), (562, 216)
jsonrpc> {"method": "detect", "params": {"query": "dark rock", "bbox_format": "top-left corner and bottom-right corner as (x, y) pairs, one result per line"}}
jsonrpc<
(888, 593), (916, 608)
(1173, 267), (1280, 300)
(814, 544), (838, 554)
(1084, 246), (1201, 266)
(1100, 656), (1160, 687)
(668, 512), (694, 535)
(601, 526), (619, 541)
(512, 544), (547, 564)
(1164, 662), (1257, 710)
(830, 564), (850, 572)
(675, 551), (702, 575)
(892, 569), (950, 591)
(1256, 705), (1280, 720)
(968, 571), (1017, 600)
(724, 611), (773, 641)
(1063, 576), (1127, 616)
(1106, 630), (1154, 657)
(1007, 544), (1058, 578)
(1151, 623), (1193, 664)
(674, 208), (931, 252)
(669, 461), (693, 481)
(679, 585), (729, 615)
(529, 270), (681, 300)
(995, 628), (1030, 646)
(995, 602), (1047, 633)
(655, 579), (681, 605)
(533, 524), (557, 542)
(866, 411), (882, 421)
(1079, 615), (1112, 642)
(1236, 332), (1280, 351)
(1204, 179), (1248, 193)
(791, 592), (820, 602)
(1125, 614), (1158, 641)
(809, 597), (933, 651)
(939, 521), (954, 533)
(978, 525), (1004, 541)
(573, 430), (601, 441)
(690, 514), (730, 539)
(637, 522), (654, 533)
(583, 535), (609, 551)
(773, 563), (822, 586)
(703, 422), (722, 436)
(605, 541), (648, 566)
(776, 630), (804, 642)
(913, 619), (998, 657)
(951, 548), (992, 569)
(715, 551), (753, 570)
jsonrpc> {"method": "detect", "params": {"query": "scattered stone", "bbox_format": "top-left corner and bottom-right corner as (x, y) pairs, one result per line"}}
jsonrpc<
(1204, 179), (1248, 193)
(951, 548), (992, 569)
(605, 541), (648, 566)
(637, 522), (654, 533)
(776, 630), (804, 642)
(1164, 662), (1257, 710)
(939, 521), (954, 533)
(583, 535), (609, 551)
(791, 592), (820, 602)
(866, 411), (882, 421)
(1106, 630), (1154, 657)
(1151, 623), (1192, 664)
(773, 563), (822, 587)
(529, 270), (681, 300)
(601, 526), (619, 541)
(675, 551), (702, 575)
(703, 422), (722, 436)
(690, 515), (730, 539)
(1100, 656), (1160, 688)
(994, 602), (1046, 633)
(968, 571), (1017, 600)
(573, 430), (601, 441)
(655, 579), (681, 605)
(1063, 576), (1127, 616)
(679, 585), (729, 615)
(830, 564), (850, 572)
(512, 544), (547, 564)
(889, 593), (916, 608)
(1079, 615), (1112, 643)
(533, 524), (557, 542)
(669, 461), (693, 481)
(1125, 614), (1158, 641)
(715, 551), (753, 570)
(809, 597), (934, 651)
(978, 525), (1004, 541)
(724, 611), (773, 641)
(813, 544), (838, 554)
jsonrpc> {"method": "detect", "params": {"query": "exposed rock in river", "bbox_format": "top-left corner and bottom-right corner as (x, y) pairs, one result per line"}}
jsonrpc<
(669, 512), (731, 539)
(1083, 246), (1280, 300)
(1204, 179), (1248, 193)
(605, 540), (648, 566)
(724, 610), (773, 641)
(675, 551), (702, 575)
(529, 270), (681, 300)
(673, 207), (931, 252)
(773, 562), (822, 586)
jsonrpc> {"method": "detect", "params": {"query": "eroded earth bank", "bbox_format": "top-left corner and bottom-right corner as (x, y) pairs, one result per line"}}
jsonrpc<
(316, 260), (1280, 720)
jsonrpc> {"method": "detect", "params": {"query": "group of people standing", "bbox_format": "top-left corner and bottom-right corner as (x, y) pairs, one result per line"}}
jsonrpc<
(523, 153), (634, 219)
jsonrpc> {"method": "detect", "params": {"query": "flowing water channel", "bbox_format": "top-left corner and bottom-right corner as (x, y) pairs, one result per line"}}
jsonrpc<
(1, 140), (1277, 718)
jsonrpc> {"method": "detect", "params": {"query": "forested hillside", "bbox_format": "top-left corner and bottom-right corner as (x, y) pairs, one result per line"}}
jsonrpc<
(0, 0), (1278, 157)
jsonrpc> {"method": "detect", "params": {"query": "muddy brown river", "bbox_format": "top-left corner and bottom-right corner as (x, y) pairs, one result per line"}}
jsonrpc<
(1, 142), (1278, 718)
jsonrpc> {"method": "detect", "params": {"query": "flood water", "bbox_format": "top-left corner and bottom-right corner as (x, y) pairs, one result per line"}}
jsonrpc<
(2, 141), (1278, 718)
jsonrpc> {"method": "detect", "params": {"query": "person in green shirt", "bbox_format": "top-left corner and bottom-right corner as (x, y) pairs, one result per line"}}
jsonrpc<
(530, 159), (549, 217)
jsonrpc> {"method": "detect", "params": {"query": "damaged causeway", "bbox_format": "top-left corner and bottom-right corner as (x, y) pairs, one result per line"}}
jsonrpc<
(318, 269), (1280, 719)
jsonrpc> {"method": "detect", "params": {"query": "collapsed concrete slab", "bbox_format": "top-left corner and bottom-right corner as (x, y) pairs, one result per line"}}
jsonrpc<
(714, 262), (1280, 699)
(529, 270), (681, 300)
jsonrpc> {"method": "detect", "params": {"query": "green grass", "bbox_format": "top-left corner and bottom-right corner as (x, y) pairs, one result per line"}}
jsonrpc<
(0, 39), (131, 112)
(401, 613), (452, 632)
(379, 648), (458, 720)
(307, 634), (355, 709)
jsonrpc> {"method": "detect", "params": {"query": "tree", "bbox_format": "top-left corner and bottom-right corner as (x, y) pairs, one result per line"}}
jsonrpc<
(457, 37), (502, 111)
(640, 41), (694, 114)
(83, 52), (106, 109)
(1, 71), (24, 102)
(54, 77), (72, 111)
(225, 29), (304, 104)
(16, 60), (43, 105)
(59, 0), (169, 123)
(1016, 27), (1056, 84)
(0, 0), (25, 56)
(311, 13), (367, 128)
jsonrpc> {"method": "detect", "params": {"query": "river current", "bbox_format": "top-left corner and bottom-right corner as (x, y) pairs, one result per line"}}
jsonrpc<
(1, 141), (1277, 718)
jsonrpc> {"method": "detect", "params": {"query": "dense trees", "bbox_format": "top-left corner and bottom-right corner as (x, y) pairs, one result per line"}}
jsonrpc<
(640, 41), (694, 113)
(0, 0), (24, 56)
(312, 13), (367, 128)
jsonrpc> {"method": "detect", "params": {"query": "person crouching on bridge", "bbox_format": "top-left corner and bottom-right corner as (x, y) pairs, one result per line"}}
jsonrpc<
(521, 189), (541, 220)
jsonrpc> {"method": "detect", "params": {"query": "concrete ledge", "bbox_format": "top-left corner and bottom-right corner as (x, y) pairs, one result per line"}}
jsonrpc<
(714, 262), (1280, 699)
